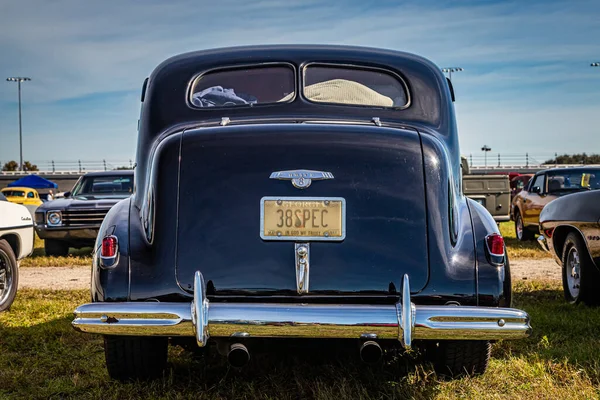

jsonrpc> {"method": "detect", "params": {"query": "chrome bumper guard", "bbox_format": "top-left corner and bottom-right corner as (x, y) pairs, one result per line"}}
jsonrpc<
(72, 272), (532, 348)
(537, 235), (550, 252)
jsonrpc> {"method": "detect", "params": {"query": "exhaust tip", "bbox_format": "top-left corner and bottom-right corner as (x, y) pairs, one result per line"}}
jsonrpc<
(227, 343), (250, 368)
(359, 341), (382, 364)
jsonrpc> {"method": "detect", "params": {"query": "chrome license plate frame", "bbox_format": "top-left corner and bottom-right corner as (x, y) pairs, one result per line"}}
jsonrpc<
(260, 196), (346, 241)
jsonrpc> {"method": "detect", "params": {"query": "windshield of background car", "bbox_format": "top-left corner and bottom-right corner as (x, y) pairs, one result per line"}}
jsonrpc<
(189, 65), (295, 108)
(546, 170), (600, 192)
(1, 190), (25, 197)
(302, 65), (409, 108)
(71, 175), (133, 197)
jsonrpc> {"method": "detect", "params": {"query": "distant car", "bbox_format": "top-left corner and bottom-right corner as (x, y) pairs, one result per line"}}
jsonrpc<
(0, 200), (34, 311)
(0, 186), (43, 207)
(538, 190), (600, 305)
(511, 167), (600, 241)
(510, 174), (533, 200)
(462, 174), (511, 223)
(71, 45), (531, 381)
(34, 171), (134, 256)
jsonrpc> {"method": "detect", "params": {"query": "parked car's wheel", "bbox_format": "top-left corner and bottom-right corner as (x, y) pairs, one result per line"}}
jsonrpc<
(44, 239), (69, 256)
(430, 340), (491, 377)
(561, 232), (600, 306)
(104, 335), (168, 381)
(514, 211), (535, 241)
(0, 239), (19, 312)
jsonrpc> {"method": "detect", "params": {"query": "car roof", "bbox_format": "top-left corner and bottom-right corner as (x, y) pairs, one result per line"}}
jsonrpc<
(83, 170), (134, 177)
(539, 166), (600, 174)
(1, 186), (36, 191)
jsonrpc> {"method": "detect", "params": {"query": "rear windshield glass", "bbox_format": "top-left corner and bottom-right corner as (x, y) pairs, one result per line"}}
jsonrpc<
(190, 65), (295, 108)
(303, 65), (408, 108)
(72, 175), (133, 196)
(2, 190), (25, 197)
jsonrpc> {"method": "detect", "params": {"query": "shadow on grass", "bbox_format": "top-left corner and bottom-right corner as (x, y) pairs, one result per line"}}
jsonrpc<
(30, 246), (93, 258)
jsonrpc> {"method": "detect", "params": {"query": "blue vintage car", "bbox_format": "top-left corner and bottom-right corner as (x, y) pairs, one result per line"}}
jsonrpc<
(71, 45), (531, 381)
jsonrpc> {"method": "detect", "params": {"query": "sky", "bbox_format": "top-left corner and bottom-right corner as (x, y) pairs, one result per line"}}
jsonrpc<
(1, 0), (599, 167)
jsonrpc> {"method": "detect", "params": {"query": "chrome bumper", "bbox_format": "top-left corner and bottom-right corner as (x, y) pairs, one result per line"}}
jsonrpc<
(72, 272), (532, 348)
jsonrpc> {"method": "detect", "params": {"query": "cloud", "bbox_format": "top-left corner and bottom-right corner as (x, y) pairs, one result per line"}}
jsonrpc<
(0, 0), (599, 161)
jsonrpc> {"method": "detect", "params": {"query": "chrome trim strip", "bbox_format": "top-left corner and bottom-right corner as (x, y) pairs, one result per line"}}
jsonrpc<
(73, 272), (532, 344)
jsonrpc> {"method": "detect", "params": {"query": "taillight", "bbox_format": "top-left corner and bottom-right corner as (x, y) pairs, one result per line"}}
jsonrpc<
(544, 228), (554, 238)
(101, 236), (118, 258)
(485, 233), (505, 257)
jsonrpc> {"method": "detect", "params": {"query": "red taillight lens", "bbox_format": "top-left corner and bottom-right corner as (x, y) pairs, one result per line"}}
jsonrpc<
(101, 236), (118, 258)
(544, 228), (554, 238)
(486, 233), (505, 257)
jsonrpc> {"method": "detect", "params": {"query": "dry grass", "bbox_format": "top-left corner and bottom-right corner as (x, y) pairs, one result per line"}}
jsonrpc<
(19, 234), (92, 268)
(1, 282), (599, 399)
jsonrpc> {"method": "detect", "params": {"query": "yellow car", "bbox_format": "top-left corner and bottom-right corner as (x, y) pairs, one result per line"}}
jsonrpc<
(0, 187), (43, 206)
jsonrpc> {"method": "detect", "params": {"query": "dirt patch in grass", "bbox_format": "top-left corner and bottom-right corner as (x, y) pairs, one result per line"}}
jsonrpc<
(1, 283), (600, 399)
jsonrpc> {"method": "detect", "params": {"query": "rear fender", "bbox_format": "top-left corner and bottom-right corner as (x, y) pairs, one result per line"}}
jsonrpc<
(91, 197), (131, 302)
(467, 198), (511, 307)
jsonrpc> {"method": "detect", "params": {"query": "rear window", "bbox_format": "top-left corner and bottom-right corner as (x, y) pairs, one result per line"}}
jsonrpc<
(2, 190), (25, 197)
(189, 65), (295, 108)
(303, 65), (409, 108)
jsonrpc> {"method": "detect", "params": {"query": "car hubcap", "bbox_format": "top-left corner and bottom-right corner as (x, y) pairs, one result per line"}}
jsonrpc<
(516, 217), (523, 239)
(0, 250), (13, 305)
(566, 247), (581, 299)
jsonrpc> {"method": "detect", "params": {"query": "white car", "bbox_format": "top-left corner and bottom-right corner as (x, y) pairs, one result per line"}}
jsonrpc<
(0, 193), (34, 311)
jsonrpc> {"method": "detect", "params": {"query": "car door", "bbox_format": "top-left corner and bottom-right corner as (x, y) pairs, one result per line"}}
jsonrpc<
(522, 173), (546, 226)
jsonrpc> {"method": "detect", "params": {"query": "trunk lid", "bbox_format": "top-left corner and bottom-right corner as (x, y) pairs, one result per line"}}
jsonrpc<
(175, 124), (429, 296)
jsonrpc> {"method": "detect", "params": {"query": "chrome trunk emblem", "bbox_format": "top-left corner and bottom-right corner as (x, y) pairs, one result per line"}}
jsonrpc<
(269, 169), (334, 189)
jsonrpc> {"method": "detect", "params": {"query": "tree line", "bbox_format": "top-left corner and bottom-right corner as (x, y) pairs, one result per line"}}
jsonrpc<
(2, 161), (39, 171)
(544, 153), (600, 165)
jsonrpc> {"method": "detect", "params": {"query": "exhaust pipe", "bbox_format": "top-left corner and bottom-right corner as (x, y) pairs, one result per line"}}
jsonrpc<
(227, 343), (250, 368)
(359, 341), (383, 364)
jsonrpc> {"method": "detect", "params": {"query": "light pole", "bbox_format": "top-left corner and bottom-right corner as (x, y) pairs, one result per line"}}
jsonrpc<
(481, 145), (491, 167)
(441, 67), (464, 82)
(6, 77), (31, 171)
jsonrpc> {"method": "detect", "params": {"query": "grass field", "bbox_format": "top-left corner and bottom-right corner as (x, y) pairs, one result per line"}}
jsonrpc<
(1, 282), (599, 399)
(498, 221), (549, 259)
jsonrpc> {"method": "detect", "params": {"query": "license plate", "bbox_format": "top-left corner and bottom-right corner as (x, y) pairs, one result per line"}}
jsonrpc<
(260, 197), (346, 241)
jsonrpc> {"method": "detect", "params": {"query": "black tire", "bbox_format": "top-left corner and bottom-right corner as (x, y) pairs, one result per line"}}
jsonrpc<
(561, 232), (600, 306)
(0, 239), (19, 312)
(104, 335), (168, 381)
(431, 340), (491, 378)
(44, 239), (70, 256)
(514, 211), (535, 241)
